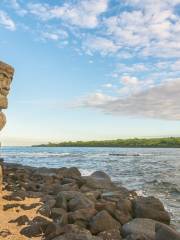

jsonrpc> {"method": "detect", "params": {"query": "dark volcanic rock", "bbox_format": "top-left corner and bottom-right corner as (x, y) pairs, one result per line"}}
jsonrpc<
(133, 197), (170, 224)
(122, 218), (157, 240)
(155, 223), (180, 240)
(68, 194), (94, 211)
(9, 215), (29, 226)
(89, 210), (121, 234)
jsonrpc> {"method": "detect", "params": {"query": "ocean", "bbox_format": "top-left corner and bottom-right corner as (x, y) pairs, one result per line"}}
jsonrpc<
(1, 146), (180, 230)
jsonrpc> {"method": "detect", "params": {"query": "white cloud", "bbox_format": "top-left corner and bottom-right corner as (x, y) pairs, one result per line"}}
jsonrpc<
(28, 0), (108, 28)
(0, 10), (16, 31)
(98, 0), (180, 58)
(84, 36), (120, 55)
(103, 83), (113, 88)
(76, 92), (116, 107)
(80, 79), (180, 121)
(41, 29), (68, 42)
(118, 75), (154, 96)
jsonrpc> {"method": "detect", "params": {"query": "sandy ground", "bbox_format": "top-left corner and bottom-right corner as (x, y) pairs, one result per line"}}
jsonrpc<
(0, 190), (43, 240)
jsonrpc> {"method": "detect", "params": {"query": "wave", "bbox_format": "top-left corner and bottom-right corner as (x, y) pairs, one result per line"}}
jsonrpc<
(1, 152), (77, 158)
(146, 180), (180, 194)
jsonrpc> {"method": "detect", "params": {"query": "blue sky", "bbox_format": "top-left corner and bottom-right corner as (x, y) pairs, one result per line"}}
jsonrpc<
(0, 0), (180, 146)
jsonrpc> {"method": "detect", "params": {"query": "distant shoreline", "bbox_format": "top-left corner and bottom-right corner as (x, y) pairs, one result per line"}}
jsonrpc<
(32, 137), (180, 148)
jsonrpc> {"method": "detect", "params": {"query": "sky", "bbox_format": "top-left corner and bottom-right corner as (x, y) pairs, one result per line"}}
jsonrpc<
(0, 0), (180, 146)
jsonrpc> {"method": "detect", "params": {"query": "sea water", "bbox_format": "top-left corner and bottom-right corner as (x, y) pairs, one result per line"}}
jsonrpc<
(1, 146), (180, 230)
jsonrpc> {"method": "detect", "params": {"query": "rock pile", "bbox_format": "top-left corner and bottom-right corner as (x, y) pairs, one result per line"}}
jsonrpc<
(3, 163), (180, 240)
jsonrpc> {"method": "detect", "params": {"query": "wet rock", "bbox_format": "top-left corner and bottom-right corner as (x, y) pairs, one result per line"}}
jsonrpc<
(82, 176), (116, 191)
(122, 218), (157, 240)
(58, 167), (81, 180)
(91, 171), (111, 182)
(89, 210), (121, 234)
(133, 197), (170, 224)
(155, 223), (180, 240)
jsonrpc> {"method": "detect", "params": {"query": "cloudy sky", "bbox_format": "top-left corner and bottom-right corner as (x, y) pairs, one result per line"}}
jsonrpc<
(0, 0), (180, 145)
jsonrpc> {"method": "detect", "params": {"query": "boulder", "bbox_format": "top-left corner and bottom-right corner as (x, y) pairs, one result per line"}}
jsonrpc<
(113, 209), (132, 225)
(122, 218), (158, 240)
(95, 200), (116, 215)
(68, 195), (94, 211)
(91, 171), (111, 181)
(133, 197), (170, 224)
(57, 167), (81, 180)
(52, 224), (101, 240)
(68, 208), (97, 223)
(51, 208), (67, 221)
(55, 193), (67, 210)
(89, 210), (121, 234)
(155, 223), (180, 240)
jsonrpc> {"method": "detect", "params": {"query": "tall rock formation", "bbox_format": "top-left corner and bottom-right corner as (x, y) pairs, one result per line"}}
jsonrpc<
(0, 61), (14, 130)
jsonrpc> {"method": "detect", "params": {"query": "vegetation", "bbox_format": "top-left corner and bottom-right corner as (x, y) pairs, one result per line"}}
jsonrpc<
(33, 137), (180, 148)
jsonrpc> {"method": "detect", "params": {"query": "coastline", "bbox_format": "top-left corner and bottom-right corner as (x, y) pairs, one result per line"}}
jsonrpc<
(1, 162), (180, 240)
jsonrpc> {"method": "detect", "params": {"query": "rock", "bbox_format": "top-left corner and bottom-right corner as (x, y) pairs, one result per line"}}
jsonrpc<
(44, 222), (64, 240)
(122, 218), (158, 240)
(38, 204), (51, 217)
(68, 208), (97, 224)
(82, 176), (116, 191)
(68, 195), (94, 211)
(133, 197), (170, 224)
(3, 191), (26, 201)
(91, 171), (111, 181)
(52, 224), (102, 240)
(113, 209), (132, 225)
(98, 229), (122, 240)
(89, 210), (121, 234)
(125, 234), (151, 240)
(95, 200), (116, 215)
(155, 223), (180, 240)
(55, 193), (68, 210)
(20, 223), (45, 237)
(9, 215), (29, 225)
(65, 167), (81, 179)
(117, 199), (132, 214)
(51, 208), (67, 218)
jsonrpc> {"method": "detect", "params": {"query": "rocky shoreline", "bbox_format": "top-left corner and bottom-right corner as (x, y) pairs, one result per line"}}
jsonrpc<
(1, 163), (180, 240)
